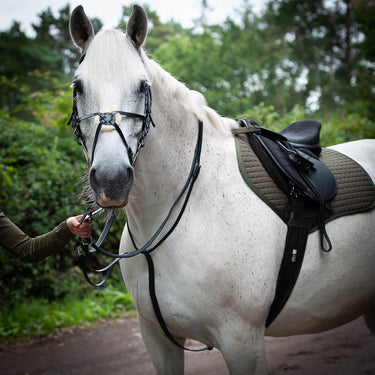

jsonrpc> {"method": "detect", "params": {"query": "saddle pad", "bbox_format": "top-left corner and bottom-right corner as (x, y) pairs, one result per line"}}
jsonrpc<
(234, 133), (375, 228)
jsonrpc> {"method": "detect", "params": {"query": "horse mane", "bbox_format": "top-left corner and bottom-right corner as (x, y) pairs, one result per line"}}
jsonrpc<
(145, 57), (235, 136)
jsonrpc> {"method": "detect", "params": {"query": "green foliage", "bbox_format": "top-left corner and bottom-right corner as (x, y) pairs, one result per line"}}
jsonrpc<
(0, 75), (132, 340)
(1, 1), (374, 341)
(0, 111), (84, 303)
(264, 0), (375, 118)
(0, 22), (65, 115)
(153, 15), (287, 118)
(238, 103), (375, 146)
(0, 98), (131, 305)
(319, 113), (375, 146)
(0, 279), (135, 340)
(2, 1), (375, 119)
(0, 4), (102, 117)
(17, 72), (73, 128)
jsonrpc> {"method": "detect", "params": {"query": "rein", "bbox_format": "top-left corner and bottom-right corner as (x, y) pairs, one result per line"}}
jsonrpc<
(81, 121), (203, 261)
(68, 63), (211, 351)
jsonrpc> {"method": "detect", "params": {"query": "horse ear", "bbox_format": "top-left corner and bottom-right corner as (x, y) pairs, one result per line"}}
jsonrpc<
(126, 5), (148, 49)
(70, 5), (95, 51)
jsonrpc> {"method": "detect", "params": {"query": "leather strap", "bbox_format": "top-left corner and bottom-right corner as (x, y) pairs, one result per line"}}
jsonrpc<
(128, 121), (213, 352)
(78, 121), (213, 352)
(265, 196), (309, 327)
(144, 252), (213, 352)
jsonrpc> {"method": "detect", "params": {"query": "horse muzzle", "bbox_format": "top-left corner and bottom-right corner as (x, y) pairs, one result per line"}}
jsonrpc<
(89, 164), (134, 208)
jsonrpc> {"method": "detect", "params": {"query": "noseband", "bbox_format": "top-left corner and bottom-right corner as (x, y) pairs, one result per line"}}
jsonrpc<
(68, 66), (155, 166)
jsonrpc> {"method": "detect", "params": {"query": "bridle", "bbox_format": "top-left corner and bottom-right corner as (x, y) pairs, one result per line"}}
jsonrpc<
(68, 55), (211, 352)
(68, 72), (155, 167)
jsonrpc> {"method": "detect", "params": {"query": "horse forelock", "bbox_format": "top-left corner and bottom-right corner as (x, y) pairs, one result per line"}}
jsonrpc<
(80, 29), (146, 90)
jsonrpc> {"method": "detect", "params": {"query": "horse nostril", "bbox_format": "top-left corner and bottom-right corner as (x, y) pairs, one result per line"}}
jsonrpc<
(89, 164), (135, 205)
(89, 167), (100, 191)
(89, 166), (134, 191)
(124, 167), (134, 188)
(126, 167), (133, 180)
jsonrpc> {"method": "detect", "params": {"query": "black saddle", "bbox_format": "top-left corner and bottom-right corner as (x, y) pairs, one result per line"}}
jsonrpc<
(236, 118), (337, 327)
(239, 119), (337, 206)
(280, 119), (322, 153)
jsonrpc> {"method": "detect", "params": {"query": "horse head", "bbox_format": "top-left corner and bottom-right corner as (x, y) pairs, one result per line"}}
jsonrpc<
(69, 5), (151, 209)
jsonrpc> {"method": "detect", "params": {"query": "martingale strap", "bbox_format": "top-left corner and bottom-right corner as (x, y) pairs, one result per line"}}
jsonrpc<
(143, 252), (213, 352)
(128, 122), (212, 352)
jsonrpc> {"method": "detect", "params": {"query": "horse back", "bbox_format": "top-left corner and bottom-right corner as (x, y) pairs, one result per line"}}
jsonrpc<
(329, 139), (375, 181)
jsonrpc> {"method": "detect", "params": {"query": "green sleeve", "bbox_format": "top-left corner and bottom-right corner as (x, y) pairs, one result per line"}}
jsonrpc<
(0, 210), (74, 262)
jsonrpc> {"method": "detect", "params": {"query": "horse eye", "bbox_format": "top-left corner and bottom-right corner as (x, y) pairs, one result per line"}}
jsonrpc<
(139, 80), (147, 93)
(73, 79), (84, 95)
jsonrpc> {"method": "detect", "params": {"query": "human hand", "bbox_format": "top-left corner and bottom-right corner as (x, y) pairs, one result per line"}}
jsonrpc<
(66, 215), (92, 238)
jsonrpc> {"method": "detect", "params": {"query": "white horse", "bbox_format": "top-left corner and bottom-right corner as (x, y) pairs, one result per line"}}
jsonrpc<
(69, 5), (375, 374)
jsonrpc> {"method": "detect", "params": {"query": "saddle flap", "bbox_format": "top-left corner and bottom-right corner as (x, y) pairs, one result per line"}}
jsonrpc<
(257, 136), (308, 194)
(298, 150), (337, 201)
(280, 120), (322, 155)
(252, 133), (336, 202)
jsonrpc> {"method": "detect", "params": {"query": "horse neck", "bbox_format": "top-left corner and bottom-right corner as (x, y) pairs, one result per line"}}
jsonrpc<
(125, 67), (203, 237)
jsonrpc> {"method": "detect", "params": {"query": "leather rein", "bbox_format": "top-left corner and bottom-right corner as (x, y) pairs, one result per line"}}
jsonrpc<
(68, 57), (211, 352)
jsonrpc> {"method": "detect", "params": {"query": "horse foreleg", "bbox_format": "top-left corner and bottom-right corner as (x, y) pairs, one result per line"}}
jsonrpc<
(218, 326), (268, 375)
(138, 315), (185, 374)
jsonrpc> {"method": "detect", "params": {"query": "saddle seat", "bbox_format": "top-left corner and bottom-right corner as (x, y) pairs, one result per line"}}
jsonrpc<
(279, 120), (322, 153)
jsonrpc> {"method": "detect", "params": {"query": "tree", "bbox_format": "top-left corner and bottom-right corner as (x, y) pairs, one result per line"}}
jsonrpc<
(153, 2), (303, 117)
(0, 22), (64, 115)
(0, 4), (103, 118)
(32, 5), (103, 75)
(263, 0), (375, 117)
(351, 0), (375, 118)
(117, 4), (187, 53)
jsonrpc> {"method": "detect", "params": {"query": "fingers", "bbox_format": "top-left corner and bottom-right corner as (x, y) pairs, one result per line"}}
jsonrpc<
(66, 215), (92, 237)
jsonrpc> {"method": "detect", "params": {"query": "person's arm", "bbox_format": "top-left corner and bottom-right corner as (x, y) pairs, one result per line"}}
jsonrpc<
(0, 210), (89, 262)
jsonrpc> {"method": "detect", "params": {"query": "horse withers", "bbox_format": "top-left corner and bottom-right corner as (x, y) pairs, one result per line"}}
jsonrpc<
(69, 5), (375, 374)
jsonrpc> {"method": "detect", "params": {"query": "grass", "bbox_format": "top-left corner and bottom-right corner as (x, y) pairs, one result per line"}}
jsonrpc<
(0, 284), (136, 341)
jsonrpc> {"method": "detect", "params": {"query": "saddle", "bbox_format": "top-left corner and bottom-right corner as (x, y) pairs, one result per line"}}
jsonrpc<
(233, 118), (338, 327)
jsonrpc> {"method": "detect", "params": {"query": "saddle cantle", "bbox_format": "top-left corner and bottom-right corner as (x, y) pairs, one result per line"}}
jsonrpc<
(232, 118), (375, 327)
(280, 120), (322, 154)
